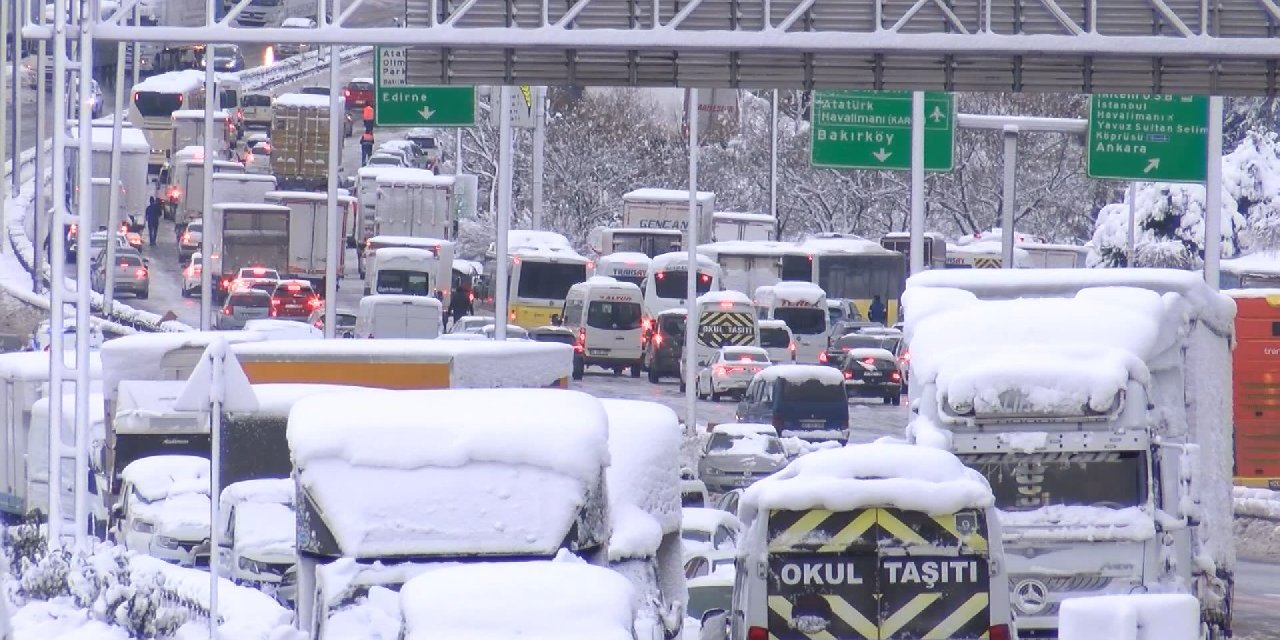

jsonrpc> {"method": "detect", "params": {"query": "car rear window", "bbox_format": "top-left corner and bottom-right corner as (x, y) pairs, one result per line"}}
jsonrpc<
(229, 293), (268, 307)
(779, 378), (847, 403)
(275, 285), (313, 300)
(724, 350), (767, 362)
(348, 81), (373, 91)
(117, 255), (143, 267)
(659, 315), (685, 337)
(242, 94), (272, 107)
(587, 300), (642, 331)
(533, 333), (576, 346)
(836, 334), (899, 352)
(759, 328), (790, 348)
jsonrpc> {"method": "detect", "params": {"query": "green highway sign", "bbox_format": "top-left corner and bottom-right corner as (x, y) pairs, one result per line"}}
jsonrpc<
(810, 90), (954, 172)
(374, 46), (476, 127)
(1087, 94), (1208, 182)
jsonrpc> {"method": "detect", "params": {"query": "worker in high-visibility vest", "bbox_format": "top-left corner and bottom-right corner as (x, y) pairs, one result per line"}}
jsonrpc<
(362, 104), (374, 133)
(360, 131), (375, 165)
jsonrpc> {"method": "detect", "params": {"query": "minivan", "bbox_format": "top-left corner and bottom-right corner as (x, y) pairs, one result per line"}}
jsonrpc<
(562, 276), (645, 379)
(353, 294), (442, 339)
(643, 308), (686, 383)
(736, 364), (850, 441)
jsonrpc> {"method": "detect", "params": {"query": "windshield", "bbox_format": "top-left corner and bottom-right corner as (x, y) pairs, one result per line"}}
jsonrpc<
(659, 315), (685, 337)
(133, 91), (184, 117)
(836, 334), (899, 352)
(242, 94), (271, 107)
(723, 350), (767, 363)
(654, 270), (713, 298)
(376, 270), (431, 296)
(516, 262), (586, 300)
(348, 81), (374, 92)
(784, 254), (906, 302)
(779, 379), (846, 403)
(773, 308), (826, 335)
(959, 451), (1147, 511)
(213, 45), (239, 58)
(708, 433), (785, 455)
(228, 293), (269, 308)
(300, 87), (329, 96)
(219, 90), (238, 108)
(760, 328), (790, 349)
(682, 530), (711, 544)
(828, 306), (847, 324)
(587, 300), (642, 330)
(687, 584), (733, 621)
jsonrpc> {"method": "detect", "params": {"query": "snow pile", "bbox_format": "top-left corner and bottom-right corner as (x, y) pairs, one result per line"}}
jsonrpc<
(739, 443), (993, 527)
(770, 281), (826, 304)
(999, 506), (1156, 542)
(9, 599), (131, 640)
(399, 561), (637, 640)
(1233, 486), (1280, 520)
(129, 554), (292, 640)
(754, 364), (846, 385)
(222, 478), (296, 557)
(1058, 593), (1199, 640)
(323, 585), (403, 640)
(601, 400), (683, 559)
(652, 251), (720, 274)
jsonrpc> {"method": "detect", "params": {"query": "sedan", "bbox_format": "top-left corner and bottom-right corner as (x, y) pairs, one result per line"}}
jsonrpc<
(697, 423), (788, 493)
(695, 346), (771, 401)
(841, 347), (903, 405)
(91, 253), (149, 299)
(215, 288), (272, 330)
(270, 280), (321, 319)
(181, 252), (203, 297)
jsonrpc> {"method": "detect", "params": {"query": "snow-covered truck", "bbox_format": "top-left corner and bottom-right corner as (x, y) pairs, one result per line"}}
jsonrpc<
(207, 202), (292, 296)
(107, 380), (209, 499)
(587, 188), (716, 258)
(65, 124), (150, 231)
(263, 190), (355, 290)
(286, 388), (612, 638)
(903, 268), (1236, 638)
(270, 93), (331, 191)
(372, 169), (459, 240)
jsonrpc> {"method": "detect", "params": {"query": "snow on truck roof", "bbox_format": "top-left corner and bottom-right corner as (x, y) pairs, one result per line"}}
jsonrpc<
(600, 400), (682, 560)
(1221, 251), (1280, 275)
(370, 246), (444, 263)
(739, 443), (993, 526)
(369, 235), (453, 249)
(375, 168), (453, 187)
(121, 455), (210, 503)
(271, 93), (331, 109)
(68, 125), (150, 152)
(399, 561), (636, 640)
(597, 252), (652, 266)
(358, 294), (443, 312)
(769, 281), (826, 302)
(714, 211), (776, 223)
(696, 290), (752, 307)
(623, 188), (714, 203)
(651, 251), (718, 272)
(508, 230), (574, 251)
(102, 331), (266, 395)
(132, 69), (204, 93)
(754, 364), (847, 385)
(794, 234), (898, 256)
(0, 351), (101, 381)
(697, 240), (796, 257)
(172, 109), (231, 120)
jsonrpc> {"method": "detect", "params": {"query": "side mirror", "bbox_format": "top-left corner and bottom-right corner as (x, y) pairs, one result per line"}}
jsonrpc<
(699, 609), (729, 640)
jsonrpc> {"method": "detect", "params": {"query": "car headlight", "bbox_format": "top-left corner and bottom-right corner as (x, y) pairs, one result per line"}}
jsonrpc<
(154, 535), (181, 549)
(132, 519), (155, 534)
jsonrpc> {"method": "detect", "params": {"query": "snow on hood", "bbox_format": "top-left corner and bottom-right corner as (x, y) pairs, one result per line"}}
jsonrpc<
(844, 347), (896, 361)
(399, 561), (636, 640)
(601, 400), (682, 560)
(711, 423), (777, 438)
(235, 501), (296, 558)
(221, 478), (295, 507)
(999, 506), (1157, 542)
(151, 491), (211, 535)
(120, 455), (210, 503)
(739, 444), (993, 526)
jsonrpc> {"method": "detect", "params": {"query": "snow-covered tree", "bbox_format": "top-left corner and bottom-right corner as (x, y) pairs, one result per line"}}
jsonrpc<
(1089, 181), (1245, 268)
(1224, 129), (1280, 251)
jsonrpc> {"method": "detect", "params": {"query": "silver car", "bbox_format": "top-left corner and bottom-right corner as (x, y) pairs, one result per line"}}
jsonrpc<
(215, 289), (272, 330)
(91, 252), (149, 299)
(697, 423), (788, 493)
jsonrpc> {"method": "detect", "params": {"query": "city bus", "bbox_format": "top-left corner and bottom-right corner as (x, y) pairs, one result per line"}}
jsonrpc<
(879, 231), (947, 270)
(481, 231), (593, 329)
(780, 234), (906, 324)
(128, 69), (206, 172)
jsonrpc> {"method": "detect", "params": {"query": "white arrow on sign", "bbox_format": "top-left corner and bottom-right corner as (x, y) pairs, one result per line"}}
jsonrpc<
(418, 106), (436, 121)
(929, 106), (945, 123)
(873, 148), (893, 163)
(1143, 158), (1160, 174)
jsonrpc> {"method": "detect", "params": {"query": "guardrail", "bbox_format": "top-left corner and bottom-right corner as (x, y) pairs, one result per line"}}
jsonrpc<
(0, 45), (372, 334)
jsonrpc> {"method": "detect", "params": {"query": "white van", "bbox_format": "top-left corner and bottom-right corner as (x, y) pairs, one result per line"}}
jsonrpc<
(643, 251), (722, 319)
(680, 290), (759, 392)
(562, 276), (645, 380)
(354, 294), (442, 339)
(593, 251), (651, 289)
(363, 242), (455, 307)
(754, 281), (829, 363)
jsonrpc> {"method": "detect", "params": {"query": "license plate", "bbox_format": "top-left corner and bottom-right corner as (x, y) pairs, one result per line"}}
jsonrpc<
(588, 348), (609, 355)
(864, 371), (883, 378)
(801, 420), (825, 428)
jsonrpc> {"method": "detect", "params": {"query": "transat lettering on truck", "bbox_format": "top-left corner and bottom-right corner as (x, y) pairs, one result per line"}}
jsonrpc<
(902, 269), (1236, 638)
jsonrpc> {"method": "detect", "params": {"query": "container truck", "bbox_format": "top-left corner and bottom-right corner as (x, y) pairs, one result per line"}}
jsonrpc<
(211, 172), (277, 208)
(64, 125), (150, 242)
(711, 211), (775, 242)
(270, 93), (331, 191)
(264, 190), (355, 290)
(162, 146), (245, 231)
(372, 169), (458, 240)
(206, 202), (292, 297)
(171, 109), (237, 160)
(903, 268), (1235, 639)
(587, 188), (715, 257)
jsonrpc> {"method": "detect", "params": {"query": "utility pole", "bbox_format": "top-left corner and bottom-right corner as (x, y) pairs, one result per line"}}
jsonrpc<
(531, 86), (545, 230)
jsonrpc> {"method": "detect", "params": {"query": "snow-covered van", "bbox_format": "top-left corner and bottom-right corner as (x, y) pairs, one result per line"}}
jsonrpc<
(643, 251), (722, 319)
(682, 291), (759, 391)
(563, 277), (646, 379)
(701, 443), (1013, 640)
(601, 399), (686, 639)
(110, 381), (209, 497)
(27, 392), (108, 535)
(216, 478), (296, 589)
(114, 455), (212, 567)
(903, 268), (1236, 638)
(287, 388), (612, 637)
(754, 281), (829, 364)
(353, 294), (443, 340)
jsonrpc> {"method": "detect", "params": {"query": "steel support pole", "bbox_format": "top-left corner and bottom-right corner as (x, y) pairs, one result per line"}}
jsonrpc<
(1126, 182), (1137, 266)
(200, 10), (216, 331)
(206, 344), (224, 640)
(999, 125), (1019, 269)
(104, 37), (128, 317)
(769, 89), (778, 230)
(1, 0), (9, 216)
(683, 87), (699, 433)
(531, 86), (544, 230)
(323, 0), (341, 338)
(455, 127), (463, 174)
(1204, 96), (1223, 290)
(48, 0), (68, 545)
(73, 1), (95, 545)
(494, 86), (513, 341)
(33, 2), (46, 294)
(909, 91), (924, 276)
(12, 0), (25, 199)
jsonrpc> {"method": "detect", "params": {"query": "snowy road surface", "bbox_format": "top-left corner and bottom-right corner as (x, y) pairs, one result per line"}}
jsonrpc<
(1235, 557), (1280, 639)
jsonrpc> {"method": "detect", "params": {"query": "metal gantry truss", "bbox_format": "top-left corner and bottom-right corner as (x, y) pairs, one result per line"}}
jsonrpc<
(28, 0), (1276, 94)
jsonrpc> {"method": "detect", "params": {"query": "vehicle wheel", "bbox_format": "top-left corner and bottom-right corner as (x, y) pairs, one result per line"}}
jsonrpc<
(572, 359), (584, 380)
(882, 396), (893, 405)
(711, 390), (721, 402)
(891, 395), (902, 406)
(648, 367), (660, 384)
(630, 364), (642, 378)
(679, 381), (686, 393)
(180, 287), (190, 298)
(137, 290), (149, 300)
(613, 367), (623, 376)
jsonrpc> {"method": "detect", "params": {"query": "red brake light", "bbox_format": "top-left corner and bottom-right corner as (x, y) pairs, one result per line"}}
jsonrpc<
(862, 356), (876, 365)
(642, 317), (652, 332)
(343, 88), (350, 97)
(890, 370), (901, 382)
(132, 92), (139, 103)
(718, 301), (733, 309)
(713, 364), (728, 375)
(699, 273), (710, 283)
(69, 223), (78, 233)
(655, 272), (664, 280)
(987, 624), (1012, 640)
(738, 356), (753, 362)
(177, 95), (182, 105)
(578, 327), (586, 348)
(789, 342), (796, 353)
(306, 296), (321, 310)
(223, 306), (232, 315)
(818, 351), (828, 364)
(220, 279), (231, 289)
(181, 232), (191, 244)
(134, 268), (147, 278)
(653, 332), (663, 347)
(843, 370), (852, 380)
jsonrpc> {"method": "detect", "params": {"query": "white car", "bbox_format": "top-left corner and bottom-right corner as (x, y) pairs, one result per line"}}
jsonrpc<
(113, 455), (212, 567)
(233, 266), (281, 294)
(697, 423), (788, 493)
(181, 252), (203, 297)
(681, 507), (743, 559)
(217, 479), (296, 589)
(365, 153), (406, 168)
(757, 319), (796, 364)
(448, 315), (496, 334)
(696, 346), (772, 401)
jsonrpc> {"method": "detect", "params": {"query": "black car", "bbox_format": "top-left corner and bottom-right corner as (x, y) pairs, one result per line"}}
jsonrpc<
(643, 309), (686, 383)
(822, 331), (901, 367)
(840, 348), (903, 404)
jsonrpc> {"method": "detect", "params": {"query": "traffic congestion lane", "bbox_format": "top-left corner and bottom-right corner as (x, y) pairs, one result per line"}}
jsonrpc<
(1234, 558), (1280, 639)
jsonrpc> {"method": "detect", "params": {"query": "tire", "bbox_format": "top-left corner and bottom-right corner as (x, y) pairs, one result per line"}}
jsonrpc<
(572, 359), (584, 380)
(891, 395), (902, 406)
(711, 390), (721, 402)
(630, 364), (642, 378)
(648, 365), (660, 384)
(180, 286), (190, 298)
(882, 396), (893, 405)
(137, 289), (148, 300)
(679, 381), (686, 393)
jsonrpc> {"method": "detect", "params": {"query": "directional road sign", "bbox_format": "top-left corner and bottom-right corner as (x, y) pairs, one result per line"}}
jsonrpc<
(1087, 94), (1208, 182)
(374, 48), (476, 127)
(810, 90), (954, 172)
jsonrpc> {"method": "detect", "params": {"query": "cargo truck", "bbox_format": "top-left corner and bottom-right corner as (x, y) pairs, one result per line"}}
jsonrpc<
(270, 93), (332, 191)
(587, 188), (715, 258)
(1226, 290), (1280, 488)
(206, 203), (292, 299)
(171, 109), (237, 161)
(904, 268), (1236, 639)
(372, 169), (459, 240)
(65, 124), (150, 237)
(264, 190), (354, 290)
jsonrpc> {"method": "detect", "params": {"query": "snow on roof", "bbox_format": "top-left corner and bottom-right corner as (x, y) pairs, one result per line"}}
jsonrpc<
(713, 211), (776, 223)
(0, 351), (102, 381)
(120, 455), (210, 503)
(512, 244), (590, 263)
(573, 277), (642, 295)
(710, 423), (778, 437)
(220, 477), (294, 507)
(600, 400), (683, 559)
(757, 319), (790, 330)
(369, 235), (453, 249)
(721, 346), (769, 356)
(697, 240), (796, 258)
(358, 294), (443, 312)
(509, 230), (573, 251)
(399, 561), (636, 640)
(272, 93), (330, 109)
(696, 290), (751, 307)
(280, 16), (315, 27)
(67, 125), (150, 152)
(623, 188), (714, 203)
(596, 252), (652, 268)
(132, 69), (204, 93)
(172, 108), (231, 120)
(954, 228), (1042, 245)
(739, 443), (993, 526)
(243, 319), (323, 340)
(651, 251), (718, 272)
(845, 347), (896, 361)
(682, 507), (742, 533)
(234, 500), (296, 558)
(770, 281), (826, 303)
(453, 259), (483, 275)
(370, 246), (443, 263)
(375, 168), (453, 187)
(946, 240), (1029, 259)
(1221, 251), (1280, 275)
(754, 364), (847, 385)
(239, 383), (361, 418)
(357, 166), (398, 178)
(794, 234), (897, 256)
(217, 173), (278, 184)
